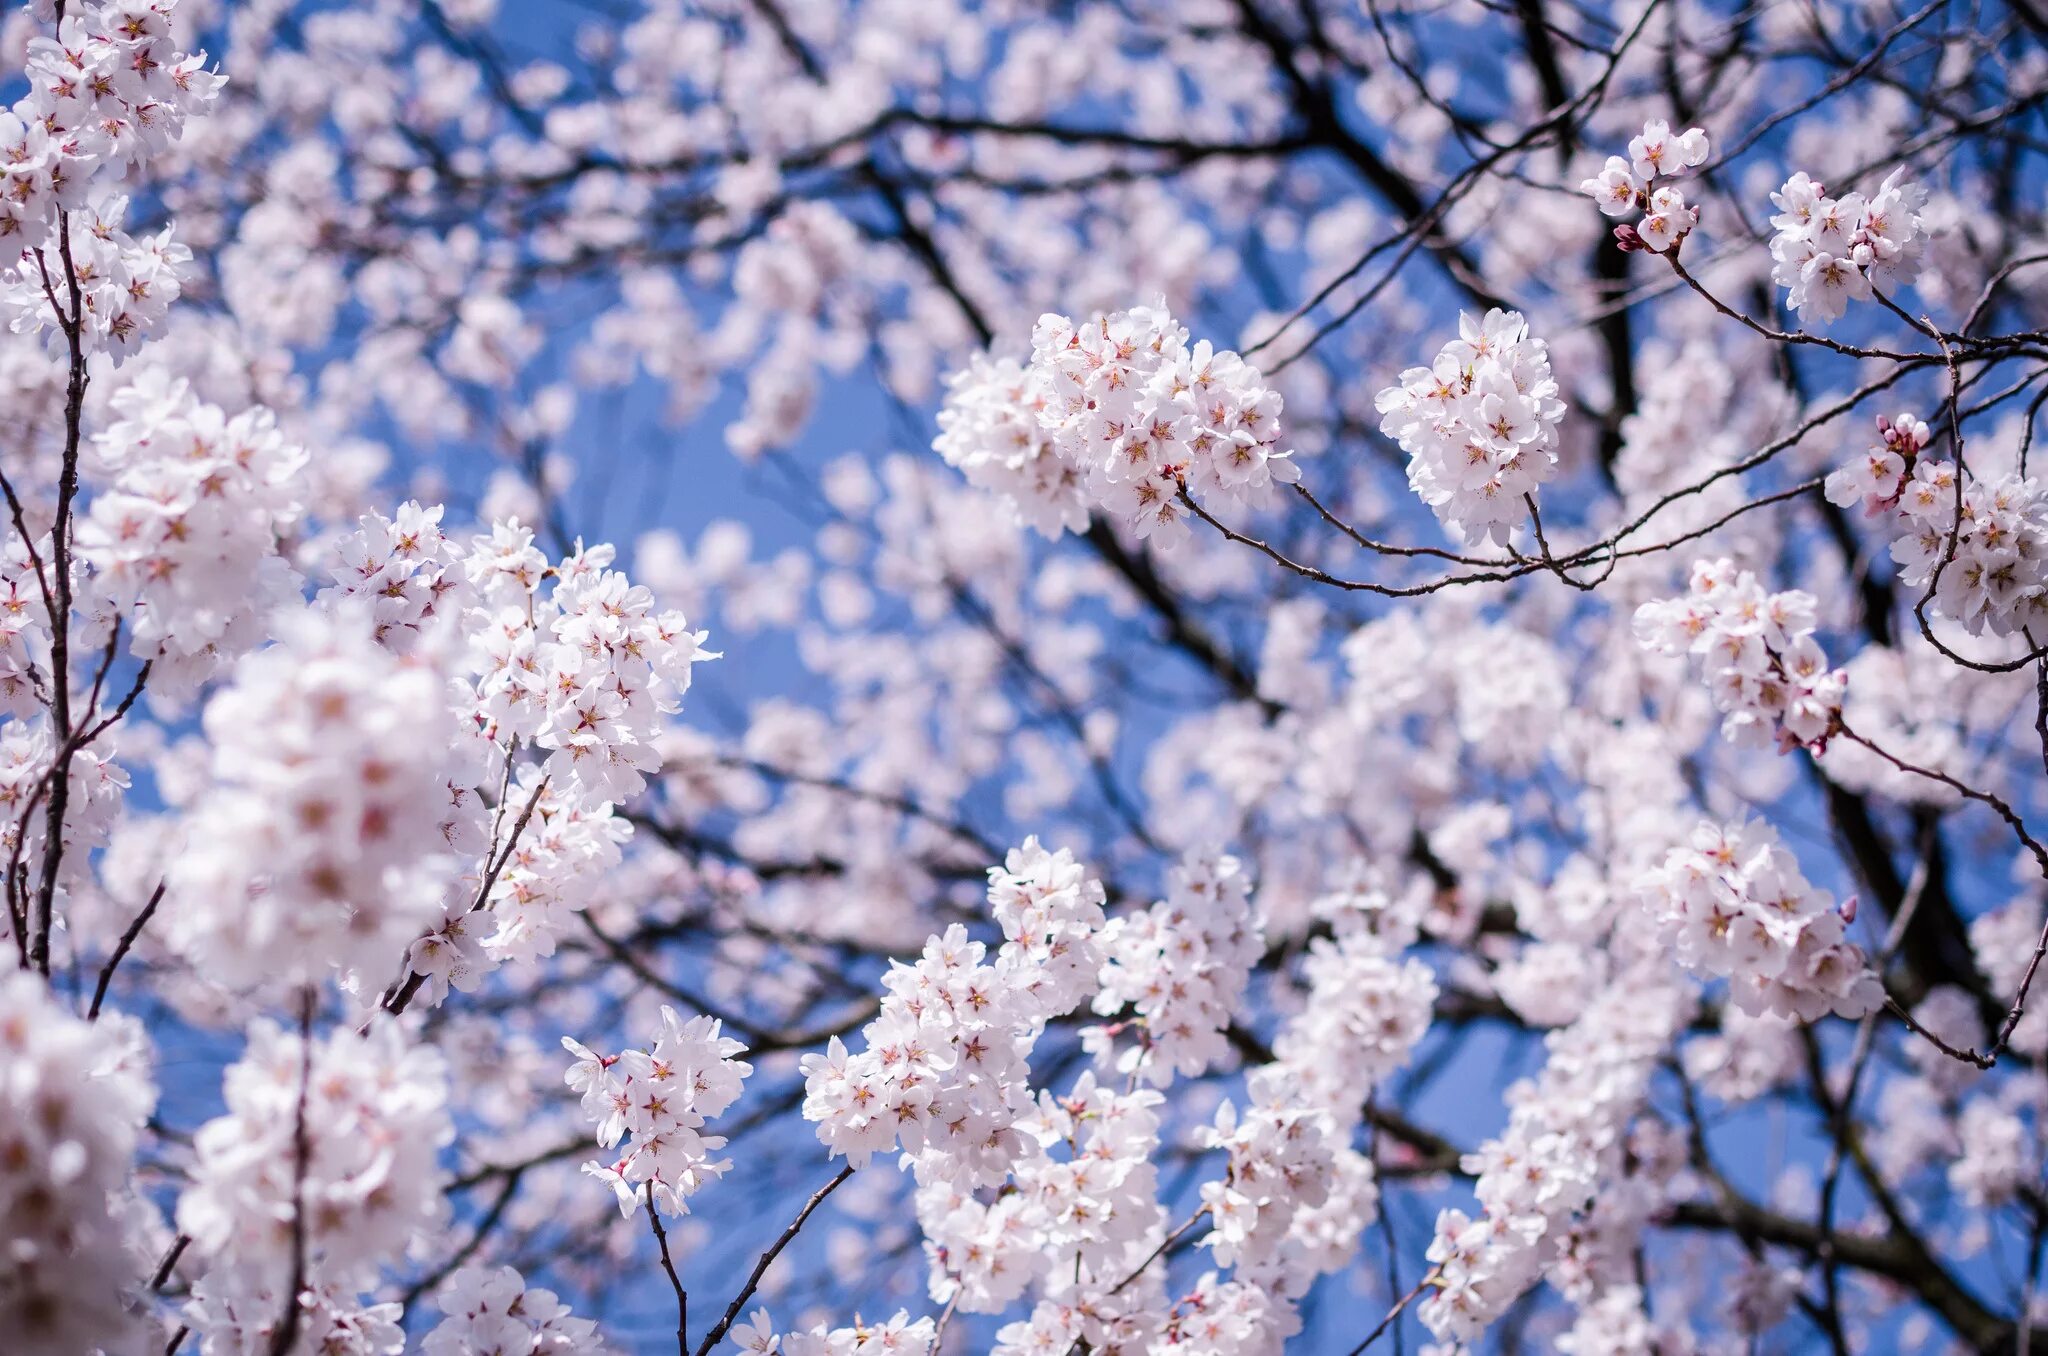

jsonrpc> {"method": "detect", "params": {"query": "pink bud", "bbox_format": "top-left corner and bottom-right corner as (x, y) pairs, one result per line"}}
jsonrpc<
(1840, 895), (1859, 924)
(1614, 223), (1645, 253)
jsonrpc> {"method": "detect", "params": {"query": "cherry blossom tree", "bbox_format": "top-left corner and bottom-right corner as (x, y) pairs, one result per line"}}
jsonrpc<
(5, 0), (2048, 1352)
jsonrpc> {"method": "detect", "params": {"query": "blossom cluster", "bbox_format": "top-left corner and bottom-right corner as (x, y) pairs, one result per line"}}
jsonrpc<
(425, 1265), (609, 1356)
(1336, 604), (1571, 775)
(1555, 1286), (1694, 1355)
(932, 353), (1090, 539)
(0, 1), (221, 354)
(1769, 167), (1928, 326)
(888, 846), (1389, 1350)
(1088, 850), (1262, 1086)
(935, 304), (1296, 545)
(125, 499), (710, 1014)
(917, 1072), (1167, 1325)
(317, 510), (705, 1001)
(732, 1307), (935, 1356)
(1270, 929), (1437, 1116)
(410, 765), (631, 1001)
(1634, 819), (1885, 1022)
(0, 534), (51, 721)
(1581, 120), (1710, 252)
(1832, 429), (2048, 637)
(564, 1006), (753, 1217)
(1823, 411), (1935, 515)
(1178, 910), (1430, 1320)
(0, 195), (194, 361)
(1683, 1005), (1802, 1104)
(479, 536), (713, 808)
(1421, 971), (1692, 1341)
(800, 924), (1040, 1181)
(1633, 558), (1847, 752)
(1372, 309), (1567, 545)
(1202, 1092), (1333, 1273)
(177, 1020), (452, 1349)
(165, 603), (471, 992)
(799, 839), (1102, 1183)
(1197, 1067), (1378, 1299)
(320, 500), (472, 655)
(987, 835), (1110, 1019)
(0, 973), (156, 1353)
(1152, 1275), (1291, 1356)
(327, 509), (713, 807)
(0, 713), (127, 912)
(13, 1), (221, 203)
(985, 1074), (1173, 1352)
(795, 841), (1298, 1347)
(80, 370), (308, 697)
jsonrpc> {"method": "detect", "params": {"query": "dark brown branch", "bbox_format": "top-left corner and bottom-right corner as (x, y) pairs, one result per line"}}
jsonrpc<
(87, 880), (166, 1020)
(649, 1182), (688, 1354)
(267, 992), (317, 1356)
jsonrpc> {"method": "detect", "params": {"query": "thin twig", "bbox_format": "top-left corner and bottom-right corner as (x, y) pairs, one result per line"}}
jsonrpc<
(1345, 1271), (1438, 1356)
(150, 1234), (191, 1292)
(930, 1290), (963, 1356)
(87, 880), (165, 1020)
(378, 773), (551, 1022)
(649, 1182), (688, 1354)
(28, 215), (91, 977)
(694, 1164), (855, 1356)
(268, 991), (317, 1356)
(1110, 1206), (1208, 1296)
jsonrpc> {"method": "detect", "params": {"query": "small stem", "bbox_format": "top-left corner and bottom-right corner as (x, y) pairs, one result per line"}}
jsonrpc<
(1345, 1271), (1438, 1356)
(648, 1182), (688, 1354)
(268, 991), (317, 1356)
(930, 1290), (962, 1356)
(378, 773), (550, 1023)
(28, 216), (91, 977)
(694, 1164), (855, 1356)
(150, 1234), (191, 1292)
(1110, 1206), (1207, 1296)
(87, 880), (165, 1020)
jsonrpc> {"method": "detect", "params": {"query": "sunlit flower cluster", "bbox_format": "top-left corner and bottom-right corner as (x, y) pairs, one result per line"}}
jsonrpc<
(476, 538), (713, 809)
(80, 370), (307, 696)
(425, 1265), (610, 1356)
(1634, 558), (1847, 752)
(565, 1006), (753, 1217)
(936, 304), (1296, 545)
(933, 353), (1090, 540)
(1769, 167), (1928, 326)
(165, 604), (471, 992)
(1873, 456), (2048, 638)
(178, 1020), (451, 1347)
(1421, 971), (1692, 1342)
(1088, 850), (1262, 1086)
(1373, 309), (1567, 545)
(733, 1307), (935, 1356)
(1581, 120), (1710, 253)
(1634, 819), (1885, 1022)
(0, 1), (219, 354)
(0, 973), (156, 1353)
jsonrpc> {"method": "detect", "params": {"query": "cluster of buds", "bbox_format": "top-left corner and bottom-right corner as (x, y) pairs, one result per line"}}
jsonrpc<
(1823, 412), (1936, 513)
